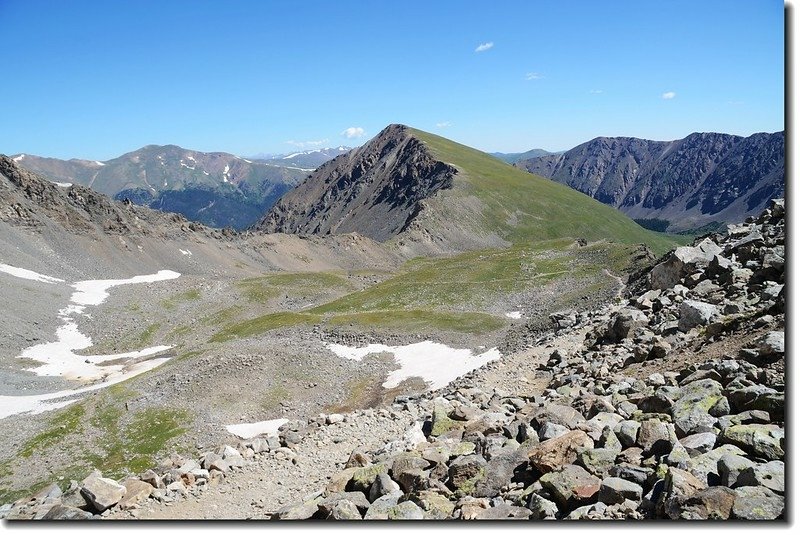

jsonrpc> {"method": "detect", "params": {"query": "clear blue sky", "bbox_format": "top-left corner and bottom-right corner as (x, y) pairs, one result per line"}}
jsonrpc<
(0, 0), (785, 160)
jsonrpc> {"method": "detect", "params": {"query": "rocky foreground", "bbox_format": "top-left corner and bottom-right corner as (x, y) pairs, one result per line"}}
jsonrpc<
(1, 200), (785, 521)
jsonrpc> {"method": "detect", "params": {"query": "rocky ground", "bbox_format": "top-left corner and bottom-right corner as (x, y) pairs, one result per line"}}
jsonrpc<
(0, 200), (785, 521)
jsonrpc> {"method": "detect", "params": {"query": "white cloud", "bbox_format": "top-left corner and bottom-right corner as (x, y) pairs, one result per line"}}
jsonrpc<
(525, 72), (543, 80)
(341, 127), (366, 139)
(662, 91), (676, 100)
(475, 42), (494, 52)
(589, 89), (603, 94)
(435, 121), (451, 128)
(286, 138), (329, 148)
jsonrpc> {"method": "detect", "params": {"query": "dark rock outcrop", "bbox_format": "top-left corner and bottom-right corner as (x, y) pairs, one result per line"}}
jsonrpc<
(255, 124), (457, 242)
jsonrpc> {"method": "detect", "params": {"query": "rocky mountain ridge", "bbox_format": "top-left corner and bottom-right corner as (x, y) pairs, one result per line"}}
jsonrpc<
(0, 155), (225, 240)
(10, 145), (317, 230)
(256, 125), (458, 242)
(516, 131), (784, 233)
(3, 200), (784, 521)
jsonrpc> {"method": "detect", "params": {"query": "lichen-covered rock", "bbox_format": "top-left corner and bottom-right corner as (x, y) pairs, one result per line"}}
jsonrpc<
(387, 500), (424, 520)
(737, 461), (784, 494)
(598, 477), (643, 505)
(731, 486), (784, 520)
(539, 465), (601, 509)
(672, 379), (724, 436)
(529, 430), (594, 473)
(659, 467), (707, 519)
(721, 424), (784, 460)
(677, 487), (736, 520)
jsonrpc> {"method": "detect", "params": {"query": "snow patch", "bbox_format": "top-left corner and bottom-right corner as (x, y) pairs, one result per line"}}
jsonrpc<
(284, 166), (316, 172)
(70, 270), (181, 306)
(52, 181), (73, 187)
(328, 341), (502, 390)
(505, 311), (523, 319)
(180, 161), (196, 170)
(243, 159), (252, 164)
(12, 154), (25, 162)
(0, 263), (65, 284)
(226, 418), (289, 439)
(0, 357), (170, 420)
(94, 161), (105, 166)
(283, 153), (302, 159)
(179, 249), (192, 256)
(1, 267), (180, 419)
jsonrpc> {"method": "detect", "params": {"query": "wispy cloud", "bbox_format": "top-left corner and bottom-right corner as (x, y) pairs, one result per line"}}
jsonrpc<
(525, 72), (543, 80)
(662, 91), (676, 100)
(286, 138), (329, 149)
(435, 121), (451, 128)
(341, 126), (366, 139)
(589, 89), (603, 94)
(475, 42), (494, 52)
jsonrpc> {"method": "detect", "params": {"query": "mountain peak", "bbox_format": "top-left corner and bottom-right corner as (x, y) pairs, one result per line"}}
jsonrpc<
(255, 124), (456, 242)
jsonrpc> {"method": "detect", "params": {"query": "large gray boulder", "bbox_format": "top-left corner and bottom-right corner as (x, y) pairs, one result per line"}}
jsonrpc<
(80, 474), (126, 513)
(649, 244), (716, 290)
(678, 300), (718, 332)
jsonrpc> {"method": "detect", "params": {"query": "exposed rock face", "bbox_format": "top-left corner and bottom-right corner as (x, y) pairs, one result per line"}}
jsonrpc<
(516, 132), (784, 232)
(255, 124), (457, 242)
(0, 154), (223, 239)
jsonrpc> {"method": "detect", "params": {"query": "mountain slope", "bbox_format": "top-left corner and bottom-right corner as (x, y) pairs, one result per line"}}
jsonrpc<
(515, 131), (785, 232)
(11, 146), (314, 230)
(490, 148), (554, 164)
(258, 124), (679, 255)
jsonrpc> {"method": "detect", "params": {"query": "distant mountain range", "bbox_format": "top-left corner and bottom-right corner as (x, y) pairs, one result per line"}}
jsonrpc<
(251, 147), (353, 170)
(515, 131), (785, 233)
(10, 145), (349, 230)
(490, 148), (556, 164)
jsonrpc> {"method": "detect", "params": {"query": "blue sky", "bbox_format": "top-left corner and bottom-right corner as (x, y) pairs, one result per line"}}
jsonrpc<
(0, 0), (785, 160)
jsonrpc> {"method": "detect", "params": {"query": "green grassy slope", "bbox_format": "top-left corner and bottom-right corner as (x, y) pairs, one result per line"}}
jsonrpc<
(410, 127), (682, 255)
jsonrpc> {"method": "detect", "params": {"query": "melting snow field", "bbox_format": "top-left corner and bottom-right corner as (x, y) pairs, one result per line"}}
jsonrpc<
(0, 264), (181, 419)
(0, 263), (65, 284)
(226, 418), (289, 440)
(328, 341), (502, 390)
(505, 311), (523, 319)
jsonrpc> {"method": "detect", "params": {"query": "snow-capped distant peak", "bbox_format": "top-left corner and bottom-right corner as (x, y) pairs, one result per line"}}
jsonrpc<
(94, 160), (105, 166)
(12, 154), (25, 162)
(283, 153), (302, 159)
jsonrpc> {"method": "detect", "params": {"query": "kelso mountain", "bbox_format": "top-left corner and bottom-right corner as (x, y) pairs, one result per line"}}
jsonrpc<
(0, 124), (784, 522)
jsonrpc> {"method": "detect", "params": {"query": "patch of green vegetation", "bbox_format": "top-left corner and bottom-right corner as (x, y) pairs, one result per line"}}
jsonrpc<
(175, 349), (204, 362)
(87, 407), (189, 479)
(169, 324), (192, 339)
(19, 403), (86, 458)
(327, 376), (376, 413)
(411, 128), (682, 256)
(201, 305), (242, 326)
(210, 312), (320, 342)
(328, 310), (505, 334)
(236, 271), (351, 303)
(161, 288), (201, 310)
(312, 242), (571, 314)
(137, 323), (160, 345)
(634, 218), (671, 232)
(260, 384), (289, 411)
